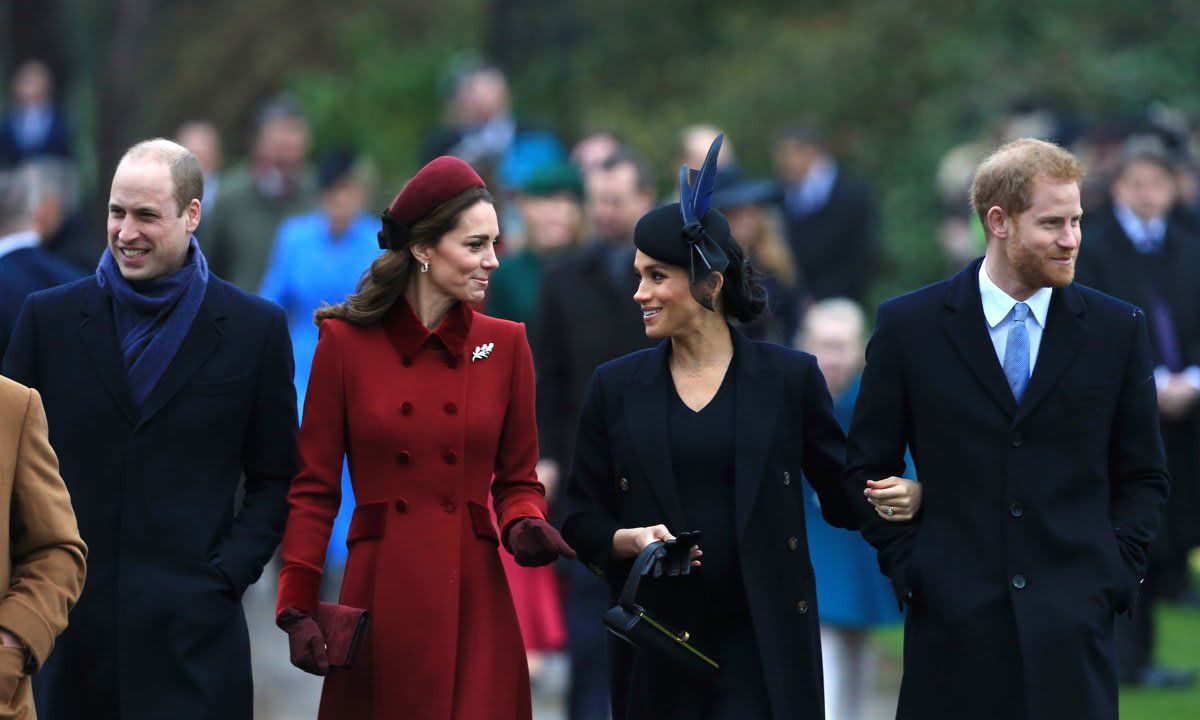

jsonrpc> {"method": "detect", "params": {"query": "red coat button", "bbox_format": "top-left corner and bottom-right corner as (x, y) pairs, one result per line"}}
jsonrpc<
(394, 499), (407, 511)
(443, 450), (458, 465)
(400, 402), (413, 416)
(442, 500), (457, 513)
(444, 402), (457, 416)
(396, 451), (411, 465)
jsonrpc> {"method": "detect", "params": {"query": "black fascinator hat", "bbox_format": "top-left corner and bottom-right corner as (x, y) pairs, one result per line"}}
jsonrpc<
(634, 134), (734, 311)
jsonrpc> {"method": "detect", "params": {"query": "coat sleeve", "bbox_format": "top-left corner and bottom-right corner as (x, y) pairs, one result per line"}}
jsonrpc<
(215, 307), (297, 593)
(799, 359), (856, 530)
(0, 388), (87, 673)
(276, 320), (346, 618)
(493, 323), (549, 548)
(843, 303), (919, 607)
(561, 370), (625, 582)
(1109, 308), (1171, 612)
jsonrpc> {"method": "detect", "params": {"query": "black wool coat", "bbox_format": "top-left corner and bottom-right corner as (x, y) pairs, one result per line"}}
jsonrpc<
(844, 259), (1169, 720)
(562, 330), (856, 720)
(3, 276), (297, 720)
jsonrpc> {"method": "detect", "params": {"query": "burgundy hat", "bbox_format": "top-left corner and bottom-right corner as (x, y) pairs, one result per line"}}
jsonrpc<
(378, 156), (486, 250)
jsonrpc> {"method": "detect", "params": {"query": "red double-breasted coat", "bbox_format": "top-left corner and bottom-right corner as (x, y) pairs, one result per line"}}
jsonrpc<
(277, 298), (548, 719)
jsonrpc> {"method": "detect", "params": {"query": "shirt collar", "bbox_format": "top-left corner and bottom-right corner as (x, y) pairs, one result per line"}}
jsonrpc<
(0, 230), (41, 261)
(1113, 202), (1166, 251)
(978, 259), (1052, 329)
(384, 295), (474, 365)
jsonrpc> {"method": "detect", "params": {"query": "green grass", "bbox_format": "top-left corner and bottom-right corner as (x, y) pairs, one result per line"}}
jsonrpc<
(871, 597), (1200, 719)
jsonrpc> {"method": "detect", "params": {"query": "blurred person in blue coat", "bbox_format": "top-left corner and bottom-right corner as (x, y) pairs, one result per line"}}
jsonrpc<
(800, 298), (914, 720)
(259, 148), (380, 588)
(0, 167), (83, 362)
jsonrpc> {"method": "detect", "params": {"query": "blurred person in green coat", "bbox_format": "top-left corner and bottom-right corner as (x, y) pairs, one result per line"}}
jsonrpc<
(486, 163), (584, 325)
(204, 97), (317, 291)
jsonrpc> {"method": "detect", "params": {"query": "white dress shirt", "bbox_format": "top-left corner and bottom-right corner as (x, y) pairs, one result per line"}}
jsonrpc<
(979, 260), (1053, 373)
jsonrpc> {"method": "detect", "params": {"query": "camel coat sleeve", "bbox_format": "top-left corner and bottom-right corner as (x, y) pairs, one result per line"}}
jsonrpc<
(0, 381), (87, 671)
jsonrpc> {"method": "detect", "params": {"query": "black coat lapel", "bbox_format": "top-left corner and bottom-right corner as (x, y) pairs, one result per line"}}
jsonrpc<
(136, 280), (227, 428)
(622, 341), (688, 531)
(79, 286), (137, 426)
(1013, 284), (1086, 425)
(943, 259), (1018, 416)
(732, 331), (780, 539)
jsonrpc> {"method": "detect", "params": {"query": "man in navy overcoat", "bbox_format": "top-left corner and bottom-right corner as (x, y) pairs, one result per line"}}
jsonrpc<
(845, 138), (1169, 720)
(2, 138), (297, 719)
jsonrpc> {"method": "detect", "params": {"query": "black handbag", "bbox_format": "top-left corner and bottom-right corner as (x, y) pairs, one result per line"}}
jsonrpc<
(602, 540), (720, 677)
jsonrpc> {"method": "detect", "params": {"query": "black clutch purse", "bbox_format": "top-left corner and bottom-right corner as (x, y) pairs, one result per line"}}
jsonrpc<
(602, 540), (719, 677)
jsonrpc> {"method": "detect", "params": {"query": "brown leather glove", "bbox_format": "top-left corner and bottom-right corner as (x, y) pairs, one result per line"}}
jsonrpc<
(507, 518), (577, 567)
(279, 609), (329, 676)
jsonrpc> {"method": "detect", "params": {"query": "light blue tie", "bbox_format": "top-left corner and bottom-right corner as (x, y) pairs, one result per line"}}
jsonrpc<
(1004, 302), (1031, 402)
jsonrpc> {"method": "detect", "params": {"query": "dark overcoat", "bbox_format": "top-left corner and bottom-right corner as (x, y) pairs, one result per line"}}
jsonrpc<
(844, 259), (1169, 720)
(3, 276), (297, 719)
(562, 330), (856, 720)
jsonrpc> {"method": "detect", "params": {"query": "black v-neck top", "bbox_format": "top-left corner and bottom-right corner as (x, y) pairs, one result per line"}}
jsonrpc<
(667, 358), (748, 621)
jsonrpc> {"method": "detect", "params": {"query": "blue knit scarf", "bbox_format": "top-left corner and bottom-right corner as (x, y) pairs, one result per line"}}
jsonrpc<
(96, 237), (209, 407)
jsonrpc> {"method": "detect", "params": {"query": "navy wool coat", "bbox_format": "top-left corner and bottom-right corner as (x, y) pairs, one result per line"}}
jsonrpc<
(844, 259), (1169, 720)
(3, 276), (297, 720)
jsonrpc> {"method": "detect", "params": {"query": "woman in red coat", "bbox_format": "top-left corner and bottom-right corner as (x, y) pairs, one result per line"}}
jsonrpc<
(275, 157), (575, 719)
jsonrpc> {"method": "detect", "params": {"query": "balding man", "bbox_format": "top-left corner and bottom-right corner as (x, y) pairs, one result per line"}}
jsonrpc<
(4, 138), (298, 719)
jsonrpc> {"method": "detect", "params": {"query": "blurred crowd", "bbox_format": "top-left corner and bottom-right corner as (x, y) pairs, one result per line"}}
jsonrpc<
(3, 56), (1200, 718)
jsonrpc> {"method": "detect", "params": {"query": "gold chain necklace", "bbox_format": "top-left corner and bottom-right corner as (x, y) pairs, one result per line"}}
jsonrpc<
(672, 351), (732, 378)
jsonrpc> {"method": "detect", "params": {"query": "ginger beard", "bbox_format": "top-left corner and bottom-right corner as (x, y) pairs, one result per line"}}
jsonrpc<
(1006, 221), (1076, 290)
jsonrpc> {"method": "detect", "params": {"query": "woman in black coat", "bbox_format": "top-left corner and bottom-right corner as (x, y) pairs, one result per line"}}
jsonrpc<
(562, 137), (919, 720)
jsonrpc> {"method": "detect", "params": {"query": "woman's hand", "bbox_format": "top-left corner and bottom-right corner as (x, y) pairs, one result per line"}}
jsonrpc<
(864, 477), (922, 521)
(612, 525), (702, 566)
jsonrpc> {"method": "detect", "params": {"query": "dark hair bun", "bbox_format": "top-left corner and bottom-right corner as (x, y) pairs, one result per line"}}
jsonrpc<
(720, 241), (767, 323)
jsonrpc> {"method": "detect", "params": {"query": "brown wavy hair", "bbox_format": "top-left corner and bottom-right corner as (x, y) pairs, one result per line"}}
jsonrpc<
(314, 186), (495, 325)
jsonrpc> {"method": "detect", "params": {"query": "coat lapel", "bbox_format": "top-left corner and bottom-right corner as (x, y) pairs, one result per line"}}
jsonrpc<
(136, 280), (227, 428)
(732, 331), (780, 540)
(1013, 284), (1087, 425)
(79, 286), (138, 426)
(622, 340), (688, 531)
(943, 259), (1018, 416)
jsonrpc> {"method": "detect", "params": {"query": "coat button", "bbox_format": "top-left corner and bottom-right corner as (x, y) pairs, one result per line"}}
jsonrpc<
(587, 563), (605, 578)
(400, 402), (413, 416)
(396, 451), (411, 465)
(1010, 431), (1023, 447)
(394, 499), (407, 512)
(442, 500), (457, 513)
(443, 450), (458, 465)
(402, 356), (413, 367)
(787, 536), (799, 551)
(1012, 575), (1027, 590)
(444, 402), (457, 415)
(618, 477), (630, 492)
(796, 600), (809, 614)
(1010, 502), (1024, 518)
(783, 471), (791, 486)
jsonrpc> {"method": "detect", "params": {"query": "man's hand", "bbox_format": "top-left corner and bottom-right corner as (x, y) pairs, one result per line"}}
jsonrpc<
(864, 477), (923, 521)
(1158, 374), (1199, 420)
